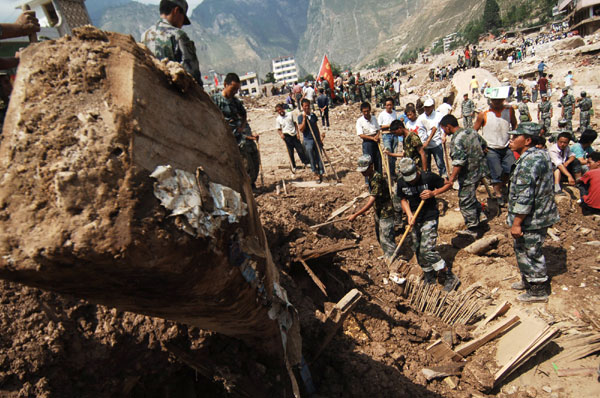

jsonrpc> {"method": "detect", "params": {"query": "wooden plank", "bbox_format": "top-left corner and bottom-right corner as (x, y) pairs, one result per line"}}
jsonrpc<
(477, 301), (511, 330)
(311, 289), (363, 361)
(309, 218), (346, 229)
(455, 315), (520, 357)
(298, 243), (358, 261)
(327, 192), (369, 221)
(299, 259), (328, 297)
(426, 339), (464, 362)
(494, 326), (559, 386)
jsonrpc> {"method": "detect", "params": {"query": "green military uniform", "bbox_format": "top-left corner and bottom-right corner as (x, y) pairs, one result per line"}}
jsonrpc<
(450, 128), (486, 230)
(518, 102), (531, 122)
(403, 131), (425, 170)
(507, 124), (559, 285)
(322, 79), (331, 97)
(365, 81), (372, 102)
(577, 97), (592, 132)
(375, 84), (384, 108)
(461, 98), (475, 128)
(368, 171), (396, 259)
(538, 100), (552, 132)
(142, 18), (202, 86)
(348, 75), (356, 103)
(559, 92), (575, 131)
(212, 92), (260, 185)
(357, 76), (367, 103)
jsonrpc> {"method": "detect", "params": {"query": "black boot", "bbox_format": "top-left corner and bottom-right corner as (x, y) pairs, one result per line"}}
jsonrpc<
(517, 282), (548, 303)
(511, 276), (528, 291)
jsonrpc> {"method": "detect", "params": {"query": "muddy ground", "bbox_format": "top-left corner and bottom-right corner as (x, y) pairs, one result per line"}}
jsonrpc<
(2, 33), (600, 398)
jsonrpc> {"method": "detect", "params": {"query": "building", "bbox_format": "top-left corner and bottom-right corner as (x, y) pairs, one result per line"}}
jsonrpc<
(443, 33), (458, 53)
(239, 72), (260, 97)
(559, 0), (600, 36)
(272, 56), (299, 84)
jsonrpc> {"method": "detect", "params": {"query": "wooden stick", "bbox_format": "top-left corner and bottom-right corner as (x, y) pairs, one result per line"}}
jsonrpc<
(281, 179), (288, 195)
(256, 141), (265, 187)
(377, 141), (394, 197)
(309, 218), (346, 229)
(21, 5), (38, 43)
(306, 118), (340, 182)
(477, 301), (511, 330)
(299, 259), (328, 296)
(327, 192), (369, 221)
(387, 200), (426, 268)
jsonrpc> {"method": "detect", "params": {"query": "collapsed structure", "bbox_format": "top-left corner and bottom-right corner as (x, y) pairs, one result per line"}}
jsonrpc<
(0, 27), (302, 396)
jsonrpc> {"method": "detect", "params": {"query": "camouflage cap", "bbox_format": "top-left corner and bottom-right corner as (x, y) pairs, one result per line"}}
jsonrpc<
(509, 122), (541, 137)
(581, 91), (587, 97)
(357, 154), (372, 172)
(398, 158), (418, 182)
(170, 0), (191, 25)
(562, 87), (568, 92)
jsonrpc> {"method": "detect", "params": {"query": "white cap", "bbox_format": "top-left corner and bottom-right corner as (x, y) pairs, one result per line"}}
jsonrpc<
(423, 98), (434, 107)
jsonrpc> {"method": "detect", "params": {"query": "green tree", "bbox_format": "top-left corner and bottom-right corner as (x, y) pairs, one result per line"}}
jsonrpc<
(301, 74), (315, 82)
(483, 0), (501, 32)
(264, 72), (276, 84)
(331, 62), (343, 77)
(376, 57), (386, 67)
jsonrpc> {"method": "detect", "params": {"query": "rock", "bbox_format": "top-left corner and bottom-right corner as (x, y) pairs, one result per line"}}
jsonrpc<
(553, 36), (585, 50)
(579, 227), (593, 236)
(542, 386), (552, 393)
(554, 195), (572, 206)
(584, 241), (600, 247)
(525, 386), (537, 397)
(439, 211), (465, 232)
(464, 234), (503, 255)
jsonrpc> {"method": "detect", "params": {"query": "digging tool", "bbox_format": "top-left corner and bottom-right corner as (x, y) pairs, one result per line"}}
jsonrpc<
(256, 140), (265, 186)
(309, 218), (346, 229)
(21, 5), (38, 43)
(387, 200), (425, 268)
(377, 140), (394, 197)
(442, 141), (452, 180)
(306, 117), (341, 183)
(481, 177), (499, 218)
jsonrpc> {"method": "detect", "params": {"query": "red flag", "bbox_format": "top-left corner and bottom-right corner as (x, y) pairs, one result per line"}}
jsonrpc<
(317, 55), (336, 99)
(214, 74), (219, 87)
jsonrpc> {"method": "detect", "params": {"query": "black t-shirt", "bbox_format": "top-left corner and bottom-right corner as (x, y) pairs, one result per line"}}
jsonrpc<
(298, 114), (321, 142)
(396, 171), (445, 223)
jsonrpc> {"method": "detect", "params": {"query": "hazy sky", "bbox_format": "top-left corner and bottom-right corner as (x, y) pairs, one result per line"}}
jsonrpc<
(0, 0), (205, 23)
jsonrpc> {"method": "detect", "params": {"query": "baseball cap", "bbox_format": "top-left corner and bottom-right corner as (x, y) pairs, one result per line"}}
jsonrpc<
(423, 98), (434, 107)
(398, 158), (418, 182)
(171, 0), (191, 25)
(357, 155), (372, 172)
(509, 122), (541, 137)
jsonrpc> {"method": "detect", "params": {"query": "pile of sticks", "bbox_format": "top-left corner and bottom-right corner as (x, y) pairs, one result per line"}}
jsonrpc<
(403, 276), (488, 326)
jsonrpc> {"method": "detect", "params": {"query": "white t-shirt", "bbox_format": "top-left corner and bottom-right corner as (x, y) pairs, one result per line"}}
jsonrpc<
(276, 112), (297, 136)
(416, 111), (443, 149)
(303, 86), (315, 101)
(356, 115), (380, 137)
(405, 118), (419, 133)
(393, 81), (400, 93)
(377, 110), (397, 130)
(564, 74), (573, 88)
(549, 143), (572, 167)
(436, 103), (452, 115)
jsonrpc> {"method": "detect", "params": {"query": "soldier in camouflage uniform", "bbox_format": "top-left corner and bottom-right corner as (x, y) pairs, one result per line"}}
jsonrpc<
(142, 0), (202, 86)
(212, 73), (260, 188)
(385, 119), (428, 172)
(396, 158), (457, 291)
(518, 95), (532, 122)
(576, 91), (593, 133)
(375, 83), (385, 108)
(346, 72), (357, 103)
(348, 155), (396, 261)
(461, 93), (475, 128)
(440, 114), (487, 239)
(507, 122), (559, 303)
(357, 73), (367, 103)
(537, 93), (553, 135)
(559, 87), (575, 131)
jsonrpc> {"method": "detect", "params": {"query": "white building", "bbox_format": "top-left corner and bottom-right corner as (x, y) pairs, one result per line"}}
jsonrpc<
(240, 72), (260, 97)
(272, 56), (299, 84)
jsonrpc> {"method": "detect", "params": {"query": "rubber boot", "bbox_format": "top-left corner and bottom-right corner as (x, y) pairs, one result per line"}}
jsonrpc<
(443, 271), (461, 292)
(517, 282), (548, 303)
(511, 276), (528, 291)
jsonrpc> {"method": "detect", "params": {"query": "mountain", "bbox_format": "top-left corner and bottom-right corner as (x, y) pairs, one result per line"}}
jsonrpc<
(87, 0), (553, 79)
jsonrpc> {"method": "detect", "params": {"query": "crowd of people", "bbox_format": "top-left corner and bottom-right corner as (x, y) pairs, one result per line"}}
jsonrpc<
(2, 0), (598, 305)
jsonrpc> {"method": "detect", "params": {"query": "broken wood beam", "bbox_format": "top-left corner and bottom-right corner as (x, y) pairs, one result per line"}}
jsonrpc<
(455, 315), (520, 357)
(477, 301), (511, 330)
(327, 192), (369, 221)
(422, 362), (465, 381)
(298, 243), (358, 261)
(311, 289), (363, 361)
(299, 259), (328, 296)
(426, 339), (464, 362)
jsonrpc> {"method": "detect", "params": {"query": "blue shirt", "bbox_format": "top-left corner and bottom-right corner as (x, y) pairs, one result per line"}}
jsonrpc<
(298, 114), (321, 141)
(570, 143), (593, 159)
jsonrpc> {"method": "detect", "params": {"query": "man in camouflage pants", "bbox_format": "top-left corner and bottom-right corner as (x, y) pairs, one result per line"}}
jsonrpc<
(537, 93), (553, 135)
(461, 93), (475, 128)
(142, 0), (203, 87)
(559, 87), (575, 132)
(518, 95), (532, 123)
(346, 72), (357, 103)
(348, 155), (396, 261)
(576, 91), (593, 133)
(395, 158), (457, 291)
(507, 122), (559, 303)
(212, 73), (260, 189)
(440, 114), (487, 239)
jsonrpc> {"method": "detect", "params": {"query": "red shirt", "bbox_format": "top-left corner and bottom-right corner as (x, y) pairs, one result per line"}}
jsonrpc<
(538, 77), (548, 92)
(581, 169), (600, 209)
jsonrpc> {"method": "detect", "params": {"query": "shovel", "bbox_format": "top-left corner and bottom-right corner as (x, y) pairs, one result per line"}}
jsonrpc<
(387, 200), (425, 268)
(481, 177), (500, 218)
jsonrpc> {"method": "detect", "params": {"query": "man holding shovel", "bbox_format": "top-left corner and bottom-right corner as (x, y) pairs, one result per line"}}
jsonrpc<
(440, 114), (488, 239)
(347, 155), (396, 262)
(395, 158), (457, 291)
